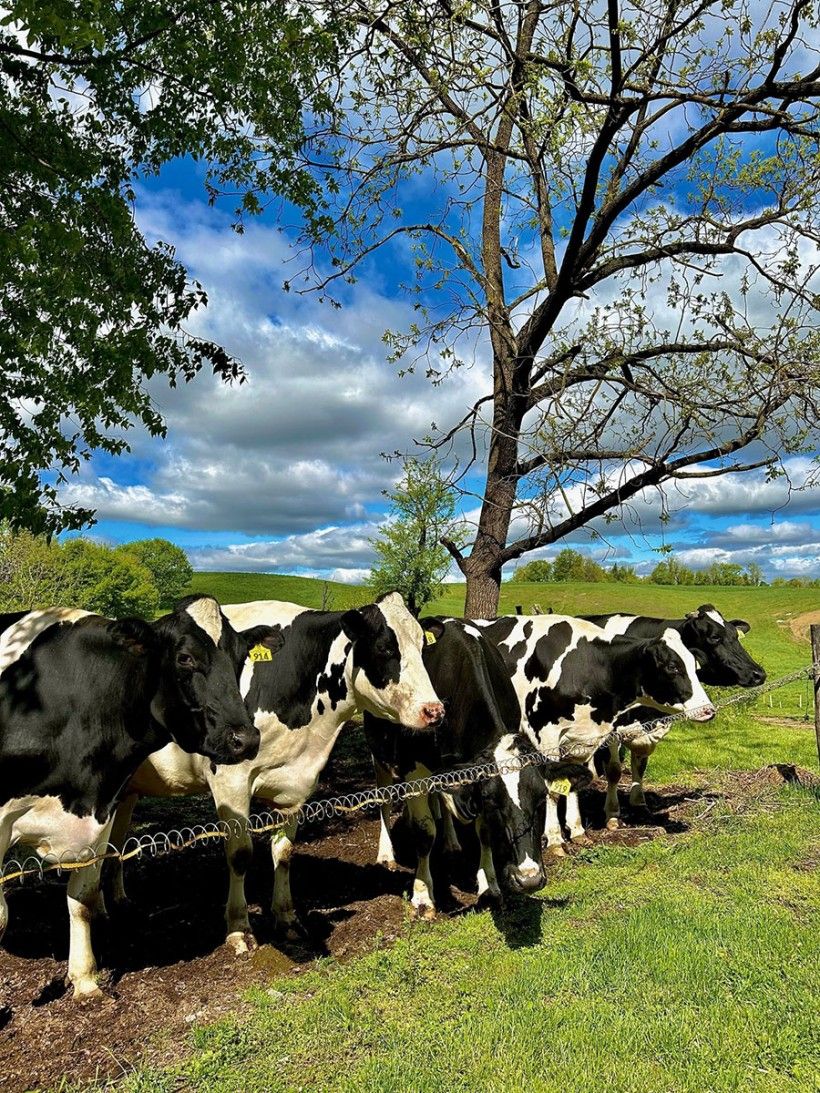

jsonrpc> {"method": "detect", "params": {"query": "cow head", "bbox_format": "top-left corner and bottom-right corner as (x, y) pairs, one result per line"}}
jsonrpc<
(680, 604), (765, 687)
(341, 592), (444, 730)
(637, 629), (716, 722)
(450, 735), (548, 895)
(150, 594), (262, 764)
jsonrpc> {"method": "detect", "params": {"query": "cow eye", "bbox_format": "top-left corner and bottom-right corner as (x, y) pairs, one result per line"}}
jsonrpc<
(176, 652), (197, 670)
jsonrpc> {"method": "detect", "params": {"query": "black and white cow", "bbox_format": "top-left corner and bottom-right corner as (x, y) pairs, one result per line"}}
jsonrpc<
(475, 615), (715, 848)
(0, 595), (266, 998)
(108, 592), (444, 950)
(582, 604), (765, 819)
(364, 617), (591, 916)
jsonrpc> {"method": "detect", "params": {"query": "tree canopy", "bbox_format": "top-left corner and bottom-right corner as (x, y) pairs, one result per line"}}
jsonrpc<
(369, 457), (465, 614)
(0, 0), (343, 534)
(288, 0), (820, 616)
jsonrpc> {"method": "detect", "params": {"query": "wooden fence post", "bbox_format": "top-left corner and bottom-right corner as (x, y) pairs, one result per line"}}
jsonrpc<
(811, 625), (820, 768)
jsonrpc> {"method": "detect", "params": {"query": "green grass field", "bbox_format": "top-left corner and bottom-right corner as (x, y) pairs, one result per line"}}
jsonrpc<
(119, 573), (820, 1093)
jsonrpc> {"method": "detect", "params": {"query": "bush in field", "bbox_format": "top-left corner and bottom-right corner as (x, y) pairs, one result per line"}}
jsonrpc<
(0, 525), (62, 609)
(116, 538), (193, 608)
(60, 539), (159, 618)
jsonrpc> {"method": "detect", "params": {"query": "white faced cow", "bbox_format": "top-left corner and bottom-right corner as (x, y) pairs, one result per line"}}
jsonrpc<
(582, 605), (764, 820)
(108, 592), (444, 951)
(364, 617), (592, 916)
(474, 614), (715, 848)
(0, 596), (263, 998)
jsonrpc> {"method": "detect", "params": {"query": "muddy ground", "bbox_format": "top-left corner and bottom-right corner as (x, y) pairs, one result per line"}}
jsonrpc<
(1, 747), (812, 1093)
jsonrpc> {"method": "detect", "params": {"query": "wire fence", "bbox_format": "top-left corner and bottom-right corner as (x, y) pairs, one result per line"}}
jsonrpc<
(1, 665), (815, 890)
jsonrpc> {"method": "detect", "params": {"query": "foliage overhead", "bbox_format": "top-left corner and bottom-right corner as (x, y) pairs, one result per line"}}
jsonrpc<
(0, 0), (344, 535)
(369, 456), (466, 614)
(288, 0), (820, 616)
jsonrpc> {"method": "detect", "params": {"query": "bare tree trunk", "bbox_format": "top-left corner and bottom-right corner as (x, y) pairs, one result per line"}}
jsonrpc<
(463, 374), (521, 618)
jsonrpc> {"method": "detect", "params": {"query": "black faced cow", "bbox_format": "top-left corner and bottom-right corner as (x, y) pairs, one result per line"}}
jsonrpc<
(364, 617), (591, 916)
(474, 615), (715, 848)
(0, 595), (265, 998)
(582, 604), (765, 819)
(108, 592), (444, 950)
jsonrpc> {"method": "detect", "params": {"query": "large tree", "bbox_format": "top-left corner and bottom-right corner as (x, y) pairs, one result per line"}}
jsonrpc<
(0, 0), (343, 534)
(292, 0), (820, 616)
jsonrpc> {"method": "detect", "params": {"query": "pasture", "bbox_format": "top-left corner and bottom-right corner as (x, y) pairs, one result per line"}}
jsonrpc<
(1, 578), (819, 1092)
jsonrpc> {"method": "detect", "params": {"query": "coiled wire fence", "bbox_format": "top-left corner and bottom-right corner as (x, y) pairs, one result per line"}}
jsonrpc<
(1, 666), (814, 890)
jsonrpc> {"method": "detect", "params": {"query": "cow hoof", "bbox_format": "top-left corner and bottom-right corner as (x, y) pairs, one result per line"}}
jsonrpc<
(378, 858), (400, 872)
(225, 931), (257, 955)
(568, 830), (588, 843)
(570, 833), (592, 847)
(543, 843), (566, 859)
(411, 902), (436, 921)
(71, 979), (105, 1002)
(606, 817), (621, 831)
(475, 890), (502, 911)
(273, 917), (307, 942)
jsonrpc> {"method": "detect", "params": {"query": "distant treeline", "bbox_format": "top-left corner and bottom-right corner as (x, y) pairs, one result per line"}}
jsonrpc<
(514, 549), (811, 587)
(0, 527), (193, 617)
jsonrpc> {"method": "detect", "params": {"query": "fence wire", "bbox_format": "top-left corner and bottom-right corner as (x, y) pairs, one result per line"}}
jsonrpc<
(1, 665), (814, 890)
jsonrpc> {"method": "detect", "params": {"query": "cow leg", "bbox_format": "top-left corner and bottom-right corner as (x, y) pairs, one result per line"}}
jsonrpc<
(271, 817), (303, 939)
(373, 758), (398, 869)
(628, 745), (654, 809)
(543, 790), (565, 854)
(564, 791), (586, 841)
(475, 816), (501, 901)
(107, 792), (138, 908)
(215, 800), (255, 953)
(405, 793), (436, 918)
(605, 738), (623, 824)
(0, 823), (10, 942)
(435, 796), (462, 855)
(66, 848), (109, 999)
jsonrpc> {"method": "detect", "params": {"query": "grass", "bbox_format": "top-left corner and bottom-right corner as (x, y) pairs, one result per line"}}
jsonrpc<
(112, 784), (820, 1093)
(69, 574), (820, 1091)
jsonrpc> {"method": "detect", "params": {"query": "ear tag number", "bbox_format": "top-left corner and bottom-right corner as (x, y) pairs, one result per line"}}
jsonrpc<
(249, 644), (273, 662)
(550, 777), (572, 796)
(424, 630), (437, 646)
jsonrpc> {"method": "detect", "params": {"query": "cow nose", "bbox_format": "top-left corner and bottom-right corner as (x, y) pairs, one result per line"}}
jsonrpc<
(421, 702), (445, 727)
(228, 724), (260, 758)
(694, 703), (716, 722)
(505, 864), (545, 893)
(751, 669), (766, 686)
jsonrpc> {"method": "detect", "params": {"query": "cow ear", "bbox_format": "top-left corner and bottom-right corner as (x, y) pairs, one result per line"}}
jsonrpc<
(420, 619), (446, 644)
(108, 617), (157, 658)
(730, 619), (751, 635)
(241, 625), (284, 655)
(341, 609), (369, 644)
(685, 610), (699, 621)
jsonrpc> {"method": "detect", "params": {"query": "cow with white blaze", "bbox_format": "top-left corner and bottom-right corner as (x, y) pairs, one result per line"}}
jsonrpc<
(475, 614), (715, 848)
(108, 592), (444, 949)
(364, 617), (591, 916)
(0, 595), (265, 998)
(582, 604), (765, 820)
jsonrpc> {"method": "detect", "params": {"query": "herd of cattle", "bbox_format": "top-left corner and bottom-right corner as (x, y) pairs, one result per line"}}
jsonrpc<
(0, 592), (765, 999)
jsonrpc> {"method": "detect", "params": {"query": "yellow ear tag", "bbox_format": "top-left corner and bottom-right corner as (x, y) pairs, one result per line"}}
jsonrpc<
(424, 630), (437, 646)
(249, 644), (273, 662)
(550, 778), (572, 797)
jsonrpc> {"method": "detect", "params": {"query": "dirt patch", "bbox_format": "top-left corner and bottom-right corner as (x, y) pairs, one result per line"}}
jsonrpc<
(0, 765), (796, 1092)
(787, 610), (820, 643)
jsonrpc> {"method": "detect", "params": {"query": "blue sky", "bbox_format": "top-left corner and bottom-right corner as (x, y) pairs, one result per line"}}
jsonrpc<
(56, 148), (820, 586)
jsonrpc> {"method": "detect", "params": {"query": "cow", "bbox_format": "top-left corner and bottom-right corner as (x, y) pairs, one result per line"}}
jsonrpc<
(0, 595), (268, 998)
(364, 616), (592, 917)
(474, 615), (715, 849)
(107, 592), (445, 951)
(581, 604), (765, 821)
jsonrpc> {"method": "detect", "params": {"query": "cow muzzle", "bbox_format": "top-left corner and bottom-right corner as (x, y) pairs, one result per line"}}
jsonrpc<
(687, 702), (716, 723)
(504, 862), (545, 894)
(416, 701), (445, 729)
(226, 723), (261, 760)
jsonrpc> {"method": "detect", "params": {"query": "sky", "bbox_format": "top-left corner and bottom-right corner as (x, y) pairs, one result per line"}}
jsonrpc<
(56, 91), (820, 587)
